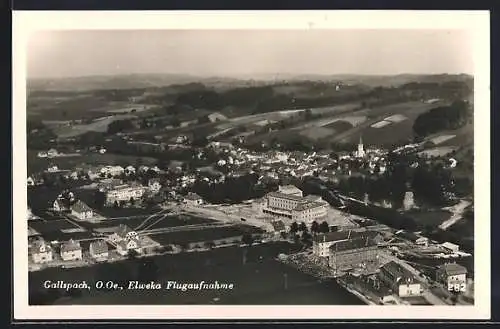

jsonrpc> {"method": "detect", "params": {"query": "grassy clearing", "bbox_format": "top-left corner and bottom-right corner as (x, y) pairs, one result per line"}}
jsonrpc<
(149, 225), (263, 245)
(337, 101), (438, 146)
(299, 127), (335, 140)
(418, 147), (459, 158)
(406, 209), (452, 227)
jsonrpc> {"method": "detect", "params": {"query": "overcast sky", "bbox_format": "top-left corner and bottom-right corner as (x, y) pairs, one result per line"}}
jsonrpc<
(27, 30), (473, 79)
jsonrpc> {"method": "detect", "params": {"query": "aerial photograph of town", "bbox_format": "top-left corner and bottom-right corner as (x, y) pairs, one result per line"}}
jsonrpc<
(25, 29), (475, 306)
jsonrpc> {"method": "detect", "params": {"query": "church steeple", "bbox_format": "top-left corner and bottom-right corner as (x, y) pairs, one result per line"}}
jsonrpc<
(357, 134), (365, 158)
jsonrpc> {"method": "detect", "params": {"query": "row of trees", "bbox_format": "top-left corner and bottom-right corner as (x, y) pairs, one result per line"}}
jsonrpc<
(190, 173), (271, 204)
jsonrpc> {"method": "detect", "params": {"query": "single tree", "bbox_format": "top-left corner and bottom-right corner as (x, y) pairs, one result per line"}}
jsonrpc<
(127, 249), (139, 260)
(204, 241), (216, 249)
(299, 222), (308, 232)
(310, 221), (319, 234)
(301, 231), (313, 247)
(129, 197), (135, 205)
(242, 234), (254, 246)
(113, 200), (119, 208)
(290, 222), (299, 234)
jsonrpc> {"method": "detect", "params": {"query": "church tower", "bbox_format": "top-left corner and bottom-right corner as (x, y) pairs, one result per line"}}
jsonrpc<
(357, 135), (365, 158)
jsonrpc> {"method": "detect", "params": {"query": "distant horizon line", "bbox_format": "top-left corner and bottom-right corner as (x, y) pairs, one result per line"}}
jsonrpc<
(27, 72), (473, 81)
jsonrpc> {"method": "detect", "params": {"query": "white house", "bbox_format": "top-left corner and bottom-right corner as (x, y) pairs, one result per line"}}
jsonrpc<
(30, 239), (53, 264)
(89, 240), (109, 260)
(436, 263), (467, 287)
(379, 261), (422, 297)
(47, 148), (59, 158)
(148, 179), (162, 193)
(183, 193), (203, 206)
(109, 225), (136, 243)
(47, 165), (59, 173)
(106, 184), (146, 204)
(100, 166), (125, 177)
(441, 242), (460, 253)
(27, 176), (35, 186)
(116, 238), (141, 256)
(70, 200), (94, 220)
(138, 165), (150, 173)
(53, 199), (68, 212)
(60, 240), (83, 261)
(125, 165), (136, 175)
(37, 151), (48, 158)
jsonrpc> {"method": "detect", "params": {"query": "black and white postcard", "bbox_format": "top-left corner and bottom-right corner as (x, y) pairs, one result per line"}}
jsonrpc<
(12, 10), (491, 320)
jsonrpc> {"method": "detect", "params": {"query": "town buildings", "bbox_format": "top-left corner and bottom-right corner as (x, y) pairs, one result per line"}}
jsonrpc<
(183, 192), (204, 206)
(313, 230), (382, 258)
(259, 186), (328, 224)
(378, 261), (422, 297)
(70, 200), (94, 220)
(105, 183), (146, 205)
(100, 165), (125, 178)
(30, 239), (53, 264)
(441, 242), (460, 253)
(109, 224), (137, 243)
(60, 240), (83, 261)
(89, 240), (109, 260)
(436, 263), (467, 287)
(148, 179), (162, 193)
(328, 236), (378, 272)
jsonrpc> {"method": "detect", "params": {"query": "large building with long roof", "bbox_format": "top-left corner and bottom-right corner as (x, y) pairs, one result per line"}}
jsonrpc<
(260, 185), (328, 224)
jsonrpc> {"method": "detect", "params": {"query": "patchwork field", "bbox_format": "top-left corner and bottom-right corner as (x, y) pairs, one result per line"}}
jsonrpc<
(334, 101), (444, 146)
(28, 96), (112, 121)
(52, 114), (138, 138)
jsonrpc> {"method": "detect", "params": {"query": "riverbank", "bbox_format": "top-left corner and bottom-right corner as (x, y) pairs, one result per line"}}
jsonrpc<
(276, 252), (375, 305)
(29, 242), (363, 305)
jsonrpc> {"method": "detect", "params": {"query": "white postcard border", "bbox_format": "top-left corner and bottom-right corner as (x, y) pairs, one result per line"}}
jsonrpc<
(12, 10), (491, 320)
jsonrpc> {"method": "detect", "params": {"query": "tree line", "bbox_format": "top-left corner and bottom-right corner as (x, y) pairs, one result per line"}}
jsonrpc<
(413, 101), (470, 138)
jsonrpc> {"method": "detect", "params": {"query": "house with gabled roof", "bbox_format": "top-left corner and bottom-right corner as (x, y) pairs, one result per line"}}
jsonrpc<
(109, 224), (137, 243)
(89, 240), (109, 260)
(116, 237), (142, 256)
(70, 200), (94, 220)
(183, 192), (203, 206)
(60, 239), (82, 261)
(436, 263), (467, 287)
(148, 178), (162, 193)
(29, 238), (53, 264)
(378, 261), (422, 297)
(328, 236), (378, 272)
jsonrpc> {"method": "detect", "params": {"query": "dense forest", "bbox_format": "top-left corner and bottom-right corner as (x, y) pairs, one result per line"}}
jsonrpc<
(413, 101), (471, 138)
